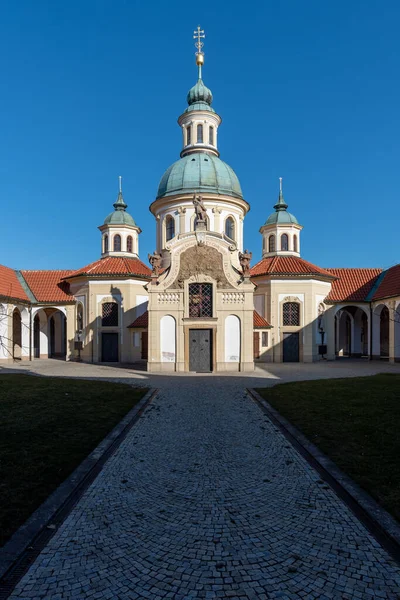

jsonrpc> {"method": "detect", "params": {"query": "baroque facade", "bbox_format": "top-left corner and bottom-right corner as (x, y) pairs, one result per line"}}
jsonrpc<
(1, 40), (400, 370)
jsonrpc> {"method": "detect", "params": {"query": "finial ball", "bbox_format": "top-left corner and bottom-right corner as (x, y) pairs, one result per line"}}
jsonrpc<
(196, 53), (204, 66)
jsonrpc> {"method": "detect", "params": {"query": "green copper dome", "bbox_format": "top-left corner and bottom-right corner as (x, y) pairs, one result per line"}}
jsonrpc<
(104, 191), (137, 226)
(157, 152), (243, 199)
(187, 78), (213, 106)
(265, 187), (299, 225)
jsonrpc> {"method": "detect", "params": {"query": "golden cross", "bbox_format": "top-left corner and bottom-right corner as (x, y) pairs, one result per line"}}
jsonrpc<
(193, 25), (205, 54)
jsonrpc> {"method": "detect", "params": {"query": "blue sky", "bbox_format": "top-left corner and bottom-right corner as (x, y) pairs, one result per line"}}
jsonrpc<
(1, 0), (399, 270)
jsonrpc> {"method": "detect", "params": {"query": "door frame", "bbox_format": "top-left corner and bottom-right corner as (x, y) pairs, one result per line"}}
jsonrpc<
(101, 332), (119, 362)
(183, 323), (217, 372)
(188, 328), (213, 372)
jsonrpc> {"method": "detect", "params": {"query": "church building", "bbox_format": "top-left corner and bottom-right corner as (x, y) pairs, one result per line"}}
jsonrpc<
(1, 29), (400, 370)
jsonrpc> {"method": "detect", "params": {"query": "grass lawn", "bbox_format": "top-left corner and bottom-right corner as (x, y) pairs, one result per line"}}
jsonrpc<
(256, 373), (400, 522)
(0, 374), (147, 547)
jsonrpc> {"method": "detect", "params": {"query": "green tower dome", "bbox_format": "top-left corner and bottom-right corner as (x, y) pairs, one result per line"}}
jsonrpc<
(156, 152), (243, 200)
(265, 185), (299, 225)
(104, 190), (137, 226)
(187, 78), (213, 107)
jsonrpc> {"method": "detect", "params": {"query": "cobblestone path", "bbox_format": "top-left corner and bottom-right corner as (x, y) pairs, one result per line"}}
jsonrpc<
(9, 383), (400, 599)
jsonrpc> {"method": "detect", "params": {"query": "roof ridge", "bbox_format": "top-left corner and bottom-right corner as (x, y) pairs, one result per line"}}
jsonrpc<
(15, 270), (37, 303)
(365, 270), (388, 302)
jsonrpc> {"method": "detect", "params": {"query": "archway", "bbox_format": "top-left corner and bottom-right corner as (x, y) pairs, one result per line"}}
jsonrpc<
(335, 306), (369, 358)
(48, 310), (67, 359)
(336, 310), (352, 356)
(12, 308), (22, 360)
(380, 306), (389, 358)
(34, 314), (40, 358)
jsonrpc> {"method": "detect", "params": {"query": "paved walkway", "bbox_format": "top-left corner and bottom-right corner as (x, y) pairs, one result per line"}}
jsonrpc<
(6, 370), (400, 599)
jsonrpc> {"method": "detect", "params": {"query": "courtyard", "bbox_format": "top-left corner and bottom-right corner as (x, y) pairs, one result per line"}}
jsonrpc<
(0, 360), (400, 598)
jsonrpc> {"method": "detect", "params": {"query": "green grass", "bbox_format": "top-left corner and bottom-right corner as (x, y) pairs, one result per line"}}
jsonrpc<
(256, 374), (400, 522)
(0, 374), (147, 546)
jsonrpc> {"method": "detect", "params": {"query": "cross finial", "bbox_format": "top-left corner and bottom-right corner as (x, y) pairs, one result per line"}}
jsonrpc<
(119, 175), (122, 194)
(193, 25), (205, 55)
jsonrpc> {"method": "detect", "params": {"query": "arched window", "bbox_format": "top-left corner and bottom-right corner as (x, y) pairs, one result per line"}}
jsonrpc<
(268, 235), (276, 253)
(166, 215), (175, 241)
(186, 126), (191, 145)
(293, 235), (298, 253)
(104, 234), (108, 253)
(225, 217), (235, 240)
(281, 233), (289, 251)
(209, 126), (214, 145)
(283, 302), (300, 326)
(113, 234), (121, 252)
(197, 124), (203, 143)
(127, 235), (133, 253)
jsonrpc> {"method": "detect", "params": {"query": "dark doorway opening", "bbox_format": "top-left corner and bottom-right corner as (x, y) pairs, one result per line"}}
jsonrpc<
(189, 329), (212, 372)
(141, 331), (148, 360)
(283, 332), (299, 362)
(34, 314), (40, 358)
(101, 332), (119, 362)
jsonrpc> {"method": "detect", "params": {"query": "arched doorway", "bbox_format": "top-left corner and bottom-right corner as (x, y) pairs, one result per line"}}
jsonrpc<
(12, 309), (22, 360)
(34, 314), (40, 358)
(380, 306), (389, 357)
(336, 310), (352, 356)
(48, 310), (67, 359)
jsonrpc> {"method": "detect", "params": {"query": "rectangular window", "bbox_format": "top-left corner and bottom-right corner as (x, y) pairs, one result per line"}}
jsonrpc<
(283, 302), (300, 326)
(209, 126), (214, 145)
(189, 283), (213, 318)
(102, 302), (118, 327)
(262, 331), (268, 347)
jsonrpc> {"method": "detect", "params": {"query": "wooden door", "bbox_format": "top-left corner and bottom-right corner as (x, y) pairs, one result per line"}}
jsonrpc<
(283, 332), (299, 362)
(253, 332), (260, 359)
(101, 333), (119, 362)
(189, 329), (212, 372)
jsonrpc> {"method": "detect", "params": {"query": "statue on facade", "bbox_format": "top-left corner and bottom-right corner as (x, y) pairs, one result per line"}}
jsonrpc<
(239, 249), (252, 277)
(193, 194), (207, 226)
(148, 250), (162, 277)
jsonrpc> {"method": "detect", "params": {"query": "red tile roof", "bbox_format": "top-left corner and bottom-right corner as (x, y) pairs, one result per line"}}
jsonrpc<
(250, 256), (335, 279)
(372, 264), (400, 301)
(21, 270), (74, 303)
(128, 310), (270, 329)
(65, 257), (152, 279)
(0, 264), (29, 301)
(128, 311), (148, 328)
(325, 268), (382, 302)
(254, 310), (271, 328)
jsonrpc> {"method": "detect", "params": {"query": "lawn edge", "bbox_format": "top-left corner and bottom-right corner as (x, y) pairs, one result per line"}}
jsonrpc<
(0, 386), (158, 590)
(247, 387), (400, 564)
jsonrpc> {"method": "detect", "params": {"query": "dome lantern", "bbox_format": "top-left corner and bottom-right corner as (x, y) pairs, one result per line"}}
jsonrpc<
(260, 179), (303, 258)
(98, 177), (142, 258)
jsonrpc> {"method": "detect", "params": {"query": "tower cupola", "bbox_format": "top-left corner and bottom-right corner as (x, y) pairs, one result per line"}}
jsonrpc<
(260, 179), (303, 258)
(98, 177), (141, 258)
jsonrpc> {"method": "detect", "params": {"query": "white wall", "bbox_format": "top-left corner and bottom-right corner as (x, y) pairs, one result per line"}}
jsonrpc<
(0, 304), (8, 358)
(160, 315), (176, 362)
(225, 315), (241, 362)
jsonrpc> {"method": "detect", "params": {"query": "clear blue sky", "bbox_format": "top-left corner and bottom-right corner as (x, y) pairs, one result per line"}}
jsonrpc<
(1, 0), (399, 271)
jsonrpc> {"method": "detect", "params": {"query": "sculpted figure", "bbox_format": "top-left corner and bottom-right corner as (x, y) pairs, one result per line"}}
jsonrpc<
(148, 250), (162, 277)
(239, 249), (252, 276)
(193, 194), (207, 224)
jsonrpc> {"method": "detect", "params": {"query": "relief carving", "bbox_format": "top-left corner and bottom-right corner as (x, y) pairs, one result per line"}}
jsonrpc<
(169, 245), (231, 289)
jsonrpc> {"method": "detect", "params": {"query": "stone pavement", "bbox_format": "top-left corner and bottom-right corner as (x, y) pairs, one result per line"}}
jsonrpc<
(6, 372), (400, 599)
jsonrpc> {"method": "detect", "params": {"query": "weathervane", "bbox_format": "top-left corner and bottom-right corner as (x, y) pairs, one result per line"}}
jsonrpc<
(193, 25), (205, 73)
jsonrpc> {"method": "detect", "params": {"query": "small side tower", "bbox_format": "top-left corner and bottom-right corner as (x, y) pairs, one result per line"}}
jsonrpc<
(98, 177), (141, 258)
(260, 178), (303, 258)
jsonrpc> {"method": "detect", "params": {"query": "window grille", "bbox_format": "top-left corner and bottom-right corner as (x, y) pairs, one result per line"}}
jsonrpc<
(268, 235), (275, 253)
(209, 126), (214, 145)
(127, 236), (133, 253)
(197, 124), (203, 143)
(189, 283), (213, 318)
(282, 302), (300, 326)
(166, 216), (175, 241)
(262, 331), (268, 347)
(113, 234), (121, 252)
(102, 302), (118, 327)
(225, 217), (235, 240)
(281, 234), (289, 251)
